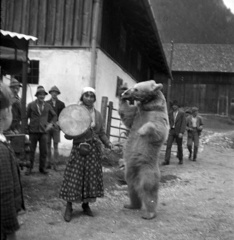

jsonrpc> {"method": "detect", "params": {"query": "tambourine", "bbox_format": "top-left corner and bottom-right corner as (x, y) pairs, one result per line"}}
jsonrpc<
(58, 104), (91, 137)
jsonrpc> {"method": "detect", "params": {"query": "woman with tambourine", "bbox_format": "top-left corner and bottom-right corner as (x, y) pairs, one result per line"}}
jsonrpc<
(59, 87), (112, 222)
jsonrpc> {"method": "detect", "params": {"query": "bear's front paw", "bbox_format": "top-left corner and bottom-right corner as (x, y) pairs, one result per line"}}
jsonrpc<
(138, 122), (155, 136)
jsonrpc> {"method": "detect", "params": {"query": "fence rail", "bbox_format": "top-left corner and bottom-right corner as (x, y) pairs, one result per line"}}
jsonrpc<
(101, 97), (129, 141)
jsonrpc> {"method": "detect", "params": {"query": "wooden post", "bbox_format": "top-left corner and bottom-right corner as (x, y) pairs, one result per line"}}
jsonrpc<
(167, 40), (174, 110)
(106, 101), (113, 139)
(90, 0), (101, 88)
(21, 60), (28, 134)
(101, 96), (108, 129)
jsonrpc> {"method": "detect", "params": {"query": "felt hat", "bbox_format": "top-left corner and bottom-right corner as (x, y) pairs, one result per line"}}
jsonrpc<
(49, 86), (61, 94)
(0, 81), (13, 110)
(171, 100), (180, 107)
(35, 86), (48, 96)
(10, 78), (22, 88)
(192, 106), (198, 112)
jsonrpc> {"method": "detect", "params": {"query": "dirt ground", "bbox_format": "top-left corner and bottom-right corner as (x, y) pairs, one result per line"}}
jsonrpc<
(17, 115), (234, 240)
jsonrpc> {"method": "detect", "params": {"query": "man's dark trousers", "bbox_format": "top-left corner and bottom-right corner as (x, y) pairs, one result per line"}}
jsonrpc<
(29, 133), (47, 170)
(165, 129), (183, 164)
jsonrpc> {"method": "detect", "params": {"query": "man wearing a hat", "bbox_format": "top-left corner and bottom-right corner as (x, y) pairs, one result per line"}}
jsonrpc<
(186, 106), (204, 161)
(26, 86), (57, 175)
(0, 82), (25, 240)
(162, 100), (186, 165)
(46, 86), (65, 170)
(8, 78), (22, 133)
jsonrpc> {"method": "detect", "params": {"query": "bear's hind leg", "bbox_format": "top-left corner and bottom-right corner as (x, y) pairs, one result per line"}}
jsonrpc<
(124, 185), (142, 210)
(140, 179), (159, 220)
(141, 195), (157, 220)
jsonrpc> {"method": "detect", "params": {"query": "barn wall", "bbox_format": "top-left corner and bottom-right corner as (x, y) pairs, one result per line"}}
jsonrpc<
(169, 71), (234, 114)
(1, 0), (94, 47)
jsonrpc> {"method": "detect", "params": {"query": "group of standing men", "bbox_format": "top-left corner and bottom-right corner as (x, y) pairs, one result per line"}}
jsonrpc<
(162, 100), (204, 165)
(6, 79), (65, 175)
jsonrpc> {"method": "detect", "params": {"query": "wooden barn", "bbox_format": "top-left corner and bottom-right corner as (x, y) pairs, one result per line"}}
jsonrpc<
(1, 0), (171, 111)
(163, 43), (234, 116)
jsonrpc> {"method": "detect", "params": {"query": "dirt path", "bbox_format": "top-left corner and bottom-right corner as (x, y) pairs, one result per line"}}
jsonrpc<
(17, 129), (234, 240)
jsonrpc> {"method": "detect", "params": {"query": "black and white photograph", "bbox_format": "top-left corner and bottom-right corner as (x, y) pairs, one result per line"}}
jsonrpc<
(1, 0), (234, 239)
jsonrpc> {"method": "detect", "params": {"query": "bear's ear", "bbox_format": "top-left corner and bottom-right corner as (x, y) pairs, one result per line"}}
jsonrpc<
(152, 82), (163, 92)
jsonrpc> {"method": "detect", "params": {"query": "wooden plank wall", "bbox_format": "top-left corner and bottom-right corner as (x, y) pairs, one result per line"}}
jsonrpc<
(1, 0), (95, 47)
(169, 72), (234, 114)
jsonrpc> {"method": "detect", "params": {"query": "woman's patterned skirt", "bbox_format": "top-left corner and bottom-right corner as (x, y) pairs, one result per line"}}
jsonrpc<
(59, 140), (104, 203)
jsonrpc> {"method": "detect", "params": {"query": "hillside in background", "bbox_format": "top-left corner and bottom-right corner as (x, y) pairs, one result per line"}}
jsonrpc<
(152, 0), (234, 44)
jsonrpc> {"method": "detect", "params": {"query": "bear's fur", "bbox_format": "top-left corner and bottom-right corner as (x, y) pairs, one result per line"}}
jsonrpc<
(118, 80), (169, 219)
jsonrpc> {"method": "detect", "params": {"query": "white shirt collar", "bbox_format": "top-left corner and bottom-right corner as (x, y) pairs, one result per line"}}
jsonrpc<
(0, 133), (7, 142)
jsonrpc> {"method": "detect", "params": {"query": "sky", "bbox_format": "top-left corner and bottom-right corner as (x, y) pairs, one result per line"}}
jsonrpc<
(223, 0), (234, 13)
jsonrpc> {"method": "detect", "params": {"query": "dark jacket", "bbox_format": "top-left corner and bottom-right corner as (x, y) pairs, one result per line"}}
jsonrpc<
(46, 98), (65, 122)
(0, 139), (24, 235)
(27, 100), (57, 133)
(10, 95), (22, 132)
(65, 109), (110, 147)
(168, 110), (186, 135)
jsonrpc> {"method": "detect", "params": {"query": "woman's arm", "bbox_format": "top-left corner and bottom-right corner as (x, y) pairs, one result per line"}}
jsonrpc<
(94, 110), (111, 148)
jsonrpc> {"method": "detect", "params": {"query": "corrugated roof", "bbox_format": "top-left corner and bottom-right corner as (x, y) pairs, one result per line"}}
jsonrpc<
(0, 29), (37, 42)
(163, 43), (234, 73)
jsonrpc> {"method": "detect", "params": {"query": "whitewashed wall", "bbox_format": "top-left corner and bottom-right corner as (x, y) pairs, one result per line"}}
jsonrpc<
(95, 50), (136, 110)
(28, 49), (91, 105)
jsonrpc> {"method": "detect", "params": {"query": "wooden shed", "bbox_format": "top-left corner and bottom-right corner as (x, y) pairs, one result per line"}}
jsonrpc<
(163, 43), (234, 115)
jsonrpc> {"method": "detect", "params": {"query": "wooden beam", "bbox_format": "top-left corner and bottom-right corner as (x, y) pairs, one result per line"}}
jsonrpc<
(8, 0), (15, 31)
(81, 0), (93, 46)
(1, 0), (7, 29)
(37, 0), (47, 45)
(21, 0), (30, 35)
(54, 0), (65, 46)
(73, 0), (84, 45)
(64, 0), (74, 46)
(29, 0), (38, 43)
(45, 0), (56, 45)
(13, 0), (22, 33)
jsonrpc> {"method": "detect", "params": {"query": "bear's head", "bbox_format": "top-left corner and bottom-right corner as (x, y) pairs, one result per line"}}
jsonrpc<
(121, 80), (164, 103)
(121, 80), (167, 112)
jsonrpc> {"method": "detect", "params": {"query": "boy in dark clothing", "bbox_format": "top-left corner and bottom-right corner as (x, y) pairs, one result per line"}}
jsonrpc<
(46, 86), (65, 170)
(186, 107), (204, 161)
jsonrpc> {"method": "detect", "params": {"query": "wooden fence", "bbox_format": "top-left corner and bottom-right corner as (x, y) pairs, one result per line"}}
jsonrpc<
(101, 96), (129, 141)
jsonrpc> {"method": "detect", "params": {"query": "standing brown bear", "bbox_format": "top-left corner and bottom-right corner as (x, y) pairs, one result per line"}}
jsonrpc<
(118, 80), (169, 220)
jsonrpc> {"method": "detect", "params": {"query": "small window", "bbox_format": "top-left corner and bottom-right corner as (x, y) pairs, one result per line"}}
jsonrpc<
(28, 60), (39, 84)
(15, 60), (39, 84)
